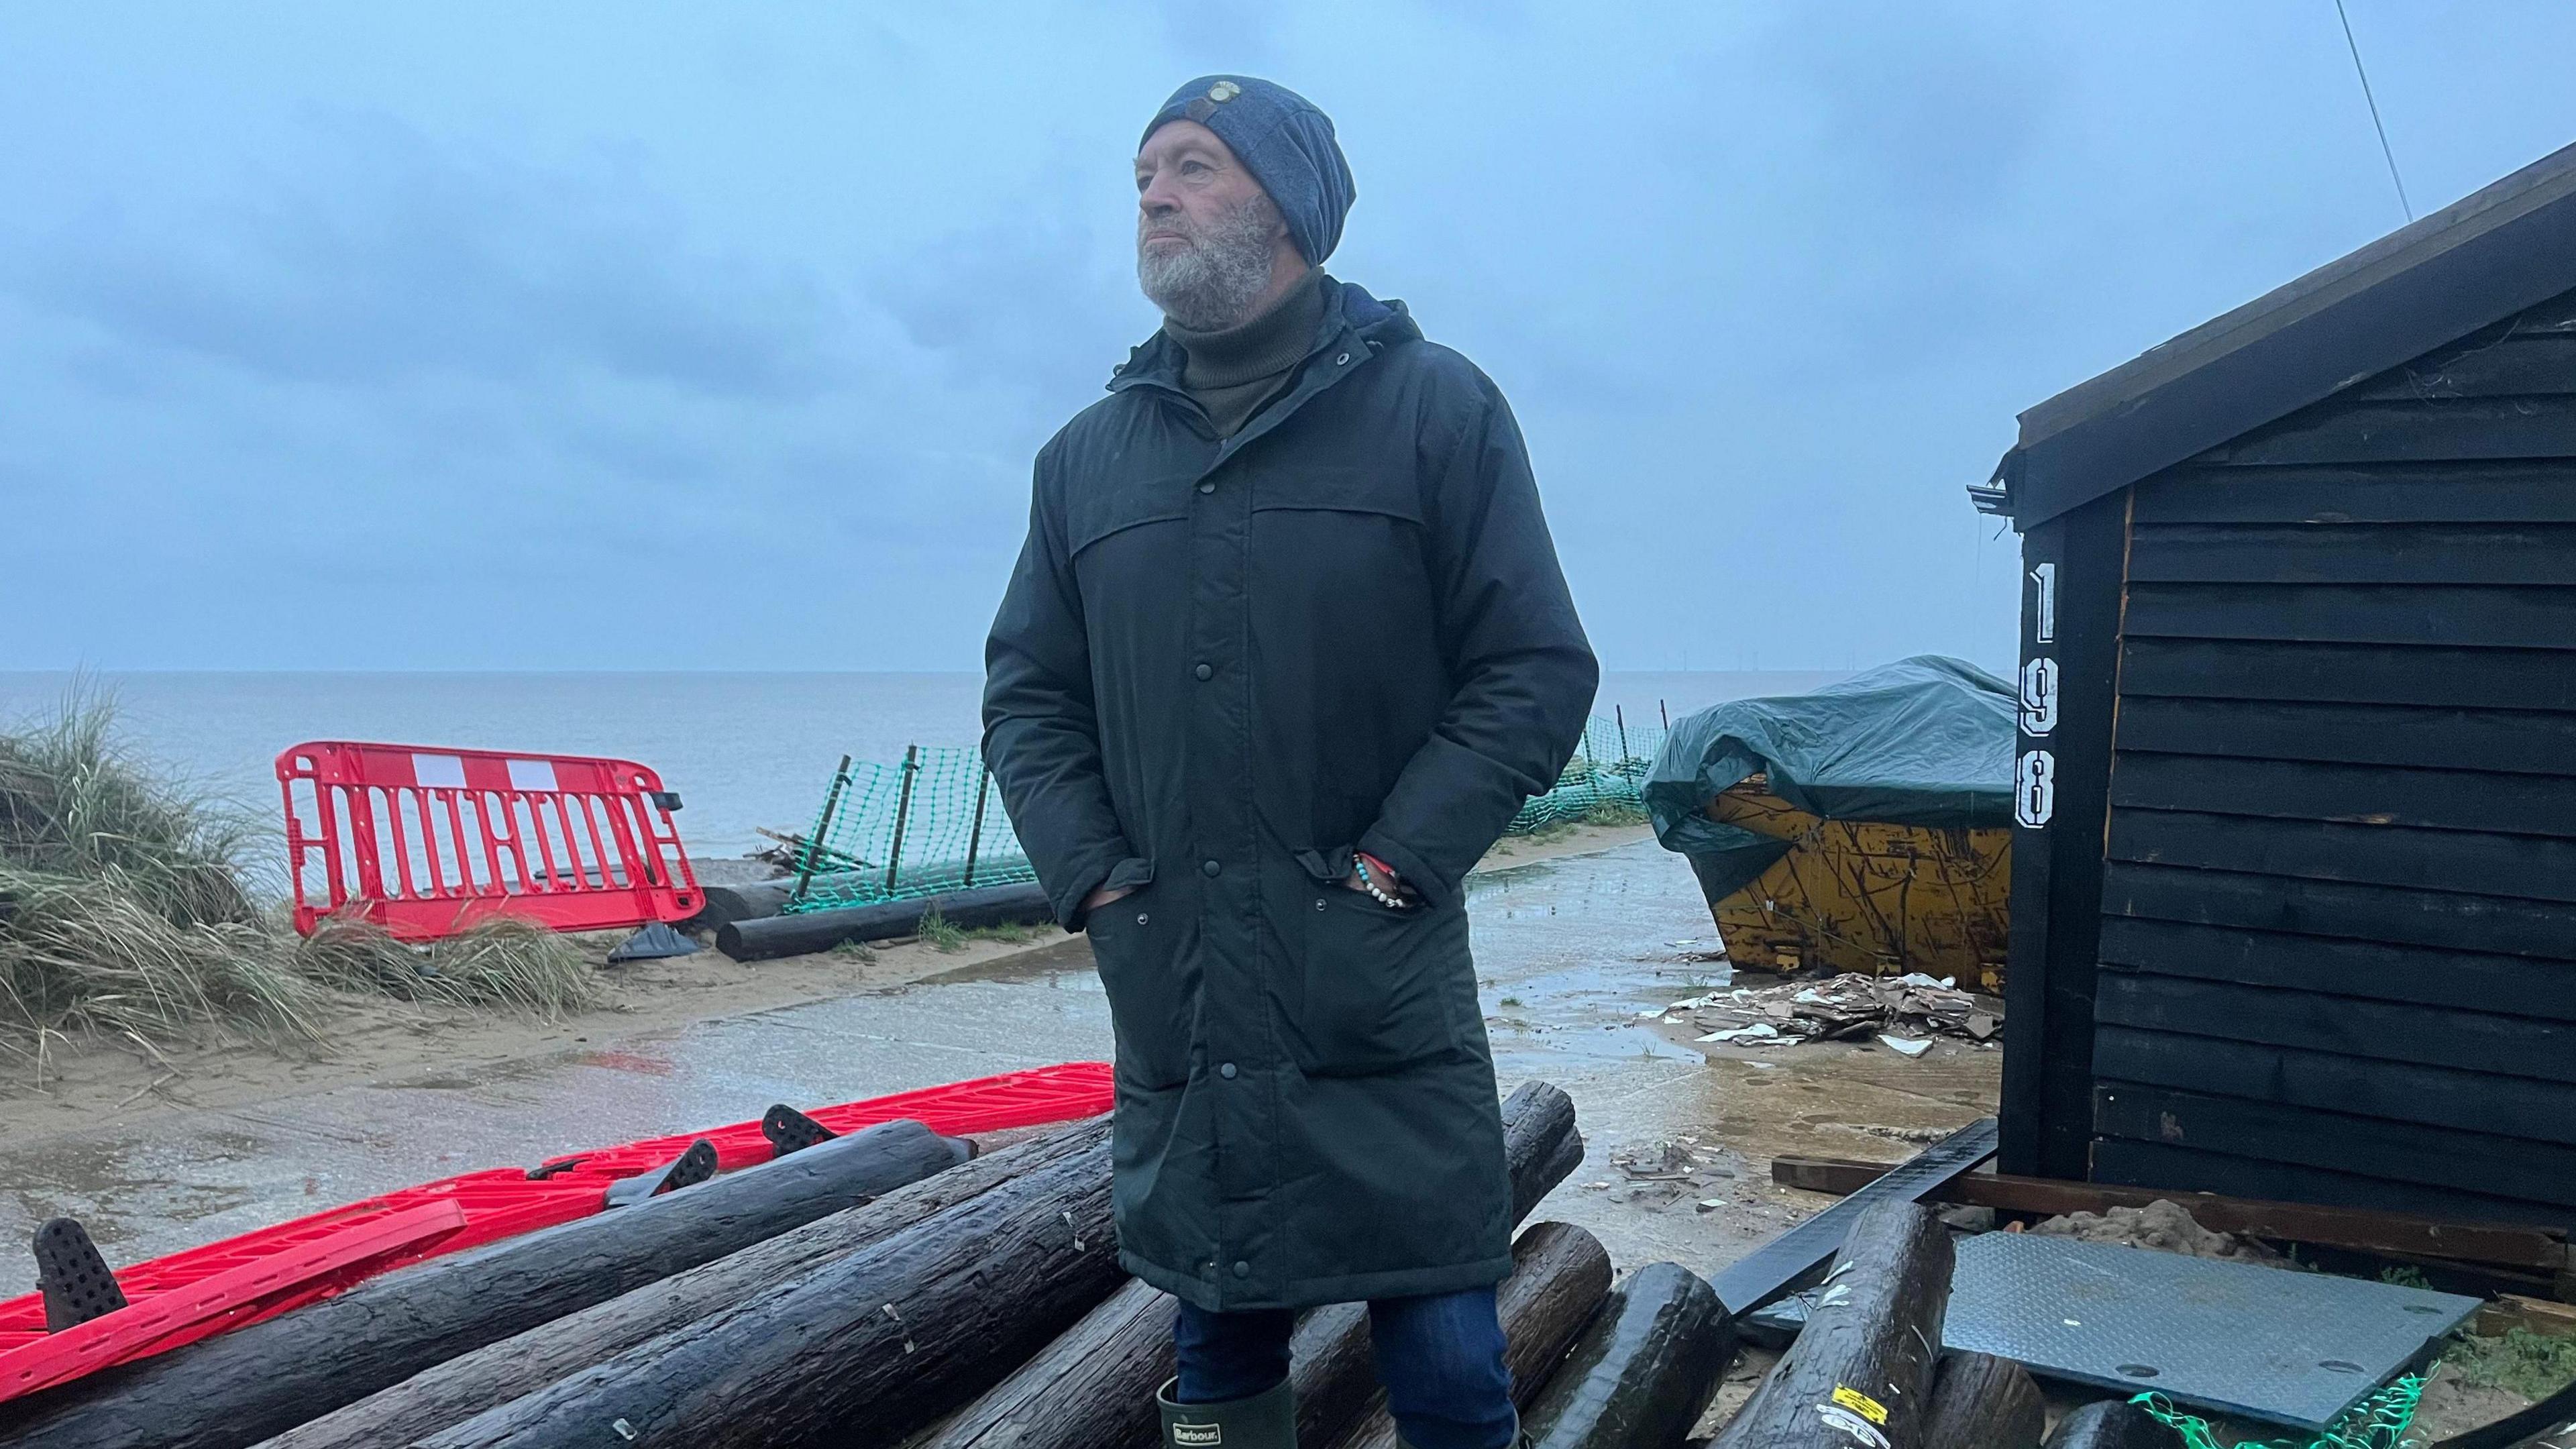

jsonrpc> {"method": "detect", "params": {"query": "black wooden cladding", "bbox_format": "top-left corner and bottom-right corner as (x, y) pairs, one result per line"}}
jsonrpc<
(2114, 696), (2576, 774)
(2129, 523), (2576, 584)
(2210, 393), (2576, 468)
(2094, 1027), (2576, 1148)
(2094, 1083), (2576, 1208)
(2104, 860), (2576, 961)
(2110, 753), (2576, 839)
(2092, 971), (2576, 1087)
(2120, 637), (2576, 711)
(2130, 460), (2576, 525)
(2096, 916), (2576, 1022)
(2108, 809), (2576, 904)
(2000, 492), (2129, 1180)
(2341, 343), (2576, 404)
(2091, 1140), (2576, 1231)
(2125, 581), (2576, 649)
(2339, 314), (2576, 402)
(1999, 237), (2576, 1220)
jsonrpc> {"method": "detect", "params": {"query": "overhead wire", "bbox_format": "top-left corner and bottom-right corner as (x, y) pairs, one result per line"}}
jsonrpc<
(2333, 0), (2414, 221)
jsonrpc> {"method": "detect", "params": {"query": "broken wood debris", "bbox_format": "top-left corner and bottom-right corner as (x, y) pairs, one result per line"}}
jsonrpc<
(1643, 972), (2000, 1051)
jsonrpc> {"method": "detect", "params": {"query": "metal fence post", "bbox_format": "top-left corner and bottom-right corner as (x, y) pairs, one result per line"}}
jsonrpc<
(963, 767), (991, 888)
(884, 745), (920, 894)
(792, 755), (854, 906)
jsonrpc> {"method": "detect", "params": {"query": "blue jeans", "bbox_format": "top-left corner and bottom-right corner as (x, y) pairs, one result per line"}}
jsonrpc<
(1173, 1289), (1515, 1449)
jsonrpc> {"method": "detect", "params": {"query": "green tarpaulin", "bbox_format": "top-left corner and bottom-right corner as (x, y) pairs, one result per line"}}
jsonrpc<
(1643, 655), (2018, 900)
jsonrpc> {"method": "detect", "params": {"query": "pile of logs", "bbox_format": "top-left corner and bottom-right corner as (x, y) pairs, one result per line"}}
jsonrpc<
(0, 1081), (1745, 1449)
(0, 1081), (2191, 1449)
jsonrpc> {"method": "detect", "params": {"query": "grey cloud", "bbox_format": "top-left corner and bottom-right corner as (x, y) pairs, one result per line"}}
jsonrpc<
(1152, 0), (1281, 66)
(867, 158), (1148, 404)
(5, 111), (843, 400)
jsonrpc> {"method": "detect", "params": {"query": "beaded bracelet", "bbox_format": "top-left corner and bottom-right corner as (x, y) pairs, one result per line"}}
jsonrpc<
(1352, 851), (1409, 910)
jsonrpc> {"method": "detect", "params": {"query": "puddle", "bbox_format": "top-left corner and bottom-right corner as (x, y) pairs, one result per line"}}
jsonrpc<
(907, 934), (1097, 986)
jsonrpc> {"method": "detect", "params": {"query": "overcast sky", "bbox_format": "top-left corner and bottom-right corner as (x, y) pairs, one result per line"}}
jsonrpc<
(5, 3), (2573, 675)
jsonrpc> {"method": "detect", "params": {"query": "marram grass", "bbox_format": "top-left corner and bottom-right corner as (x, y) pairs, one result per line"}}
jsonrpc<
(0, 688), (600, 1066)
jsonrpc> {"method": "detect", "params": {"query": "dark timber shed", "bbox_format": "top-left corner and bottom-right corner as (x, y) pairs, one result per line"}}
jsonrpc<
(1976, 140), (2576, 1228)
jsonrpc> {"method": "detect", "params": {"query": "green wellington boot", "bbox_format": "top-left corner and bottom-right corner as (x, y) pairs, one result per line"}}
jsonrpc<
(1157, 1376), (1297, 1449)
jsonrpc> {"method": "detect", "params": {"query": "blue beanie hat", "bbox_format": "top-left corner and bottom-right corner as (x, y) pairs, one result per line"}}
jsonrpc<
(1142, 75), (1356, 265)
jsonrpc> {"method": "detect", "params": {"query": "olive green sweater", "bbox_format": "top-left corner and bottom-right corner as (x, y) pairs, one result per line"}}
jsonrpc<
(1162, 268), (1330, 438)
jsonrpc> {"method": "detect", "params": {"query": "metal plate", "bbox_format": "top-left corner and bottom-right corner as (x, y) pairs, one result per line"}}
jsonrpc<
(1709, 1116), (1998, 1316)
(1946, 1234), (2477, 1430)
(1740, 1233), (2479, 1429)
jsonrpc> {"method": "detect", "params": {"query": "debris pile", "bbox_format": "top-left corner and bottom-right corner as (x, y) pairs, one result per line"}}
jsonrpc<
(1641, 971), (1999, 1053)
(1584, 1138), (1743, 1212)
(2027, 1198), (2296, 1269)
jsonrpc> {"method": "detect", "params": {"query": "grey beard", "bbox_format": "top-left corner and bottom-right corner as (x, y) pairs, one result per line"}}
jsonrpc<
(1138, 194), (1279, 331)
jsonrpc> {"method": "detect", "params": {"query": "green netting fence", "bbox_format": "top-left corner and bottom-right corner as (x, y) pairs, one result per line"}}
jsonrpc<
(1508, 709), (1664, 834)
(783, 747), (1036, 913)
(782, 708), (1667, 914)
(2134, 1373), (2430, 1449)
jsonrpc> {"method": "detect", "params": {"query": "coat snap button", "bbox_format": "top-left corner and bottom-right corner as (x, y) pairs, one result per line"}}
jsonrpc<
(1194, 663), (1214, 681)
(1335, 352), (1350, 365)
(1197, 480), (1216, 494)
(1202, 859), (1222, 877)
(1136, 912), (1150, 926)
(1315, 898), (1328, 911)
(1220, 1062), (1238, 1079)
(1232, 1260), (1250, 1278)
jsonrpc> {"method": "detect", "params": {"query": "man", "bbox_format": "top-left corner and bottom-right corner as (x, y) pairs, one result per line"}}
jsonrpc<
(983, 75), (1597, 1449)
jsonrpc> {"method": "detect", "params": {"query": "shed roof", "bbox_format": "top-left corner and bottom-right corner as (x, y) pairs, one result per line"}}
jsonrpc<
(1986, 138), (2576, 529)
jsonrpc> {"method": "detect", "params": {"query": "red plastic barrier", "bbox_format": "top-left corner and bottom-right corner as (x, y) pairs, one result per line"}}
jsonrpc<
(277, 740), (702, 940)
(0, 1061), (1111, 1399)
(523, 1059), (1118, 1180)
(0, 1201), (466, 1403)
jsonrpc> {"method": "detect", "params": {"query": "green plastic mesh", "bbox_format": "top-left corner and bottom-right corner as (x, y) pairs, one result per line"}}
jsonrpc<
(2131, 1372), (2431, 1449)
(782, 712), (1664, 914)
(784, 746), (1034, 912)
(1507, 714), (1664, 834)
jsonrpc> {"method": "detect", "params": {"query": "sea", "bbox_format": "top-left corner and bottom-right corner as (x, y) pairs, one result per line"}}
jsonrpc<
(0, 671), (1844, 866)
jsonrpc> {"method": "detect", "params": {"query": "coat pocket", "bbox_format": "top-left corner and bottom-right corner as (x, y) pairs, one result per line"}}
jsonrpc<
(1292, 855), (1464, 1076)
(1085, 875), (1197, 1091)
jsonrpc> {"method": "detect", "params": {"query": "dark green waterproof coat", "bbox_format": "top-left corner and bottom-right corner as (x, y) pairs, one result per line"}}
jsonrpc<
(981, 278), (1597, 1311)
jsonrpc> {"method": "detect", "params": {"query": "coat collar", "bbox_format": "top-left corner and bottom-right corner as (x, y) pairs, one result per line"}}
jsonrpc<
(1107, 276), (1420, 397)
(1104, 279), (1421, 470)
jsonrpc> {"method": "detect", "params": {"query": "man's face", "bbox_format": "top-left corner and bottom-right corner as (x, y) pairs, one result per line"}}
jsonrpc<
(1133, 119), (1289, 330)
(1135, 120), (1267, 260)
